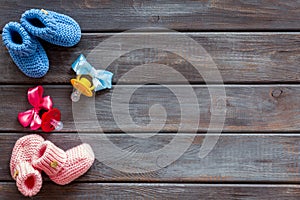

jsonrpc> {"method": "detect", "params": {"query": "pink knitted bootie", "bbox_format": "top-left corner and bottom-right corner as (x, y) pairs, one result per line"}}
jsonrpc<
(10, 134), (44, 196)
(32, 140), (95, 185)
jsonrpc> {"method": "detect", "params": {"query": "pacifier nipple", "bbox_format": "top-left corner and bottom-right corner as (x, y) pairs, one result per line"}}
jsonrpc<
(71, 89), (81, 102)
(50, 119), (63, 131)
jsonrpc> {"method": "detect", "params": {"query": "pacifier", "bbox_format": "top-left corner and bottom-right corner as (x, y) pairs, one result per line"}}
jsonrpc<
(18, 85), (64, 132)
(70, 75), (95, 102)
(70, 54), (114, 102)
(41, 108), (63, 132)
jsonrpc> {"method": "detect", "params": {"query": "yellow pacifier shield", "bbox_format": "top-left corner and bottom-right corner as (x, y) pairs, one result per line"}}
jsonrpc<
(71, 77), (94, 97)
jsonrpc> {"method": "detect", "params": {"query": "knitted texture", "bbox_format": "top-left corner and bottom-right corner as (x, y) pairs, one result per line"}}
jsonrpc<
(2, 22), (49, 78)
(31, 141), (67, 176)
(15, 162), (43, 197)
(32, 141), (95, 185)
(21, 9), (81, 47)
(10, 134), (45, 196)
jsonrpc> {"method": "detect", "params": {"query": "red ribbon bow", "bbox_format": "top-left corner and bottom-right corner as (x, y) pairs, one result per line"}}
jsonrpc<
(18, 86), (53, 130)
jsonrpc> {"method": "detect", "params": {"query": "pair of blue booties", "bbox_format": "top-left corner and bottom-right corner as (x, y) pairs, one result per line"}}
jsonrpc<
(2, 9), (81, 78)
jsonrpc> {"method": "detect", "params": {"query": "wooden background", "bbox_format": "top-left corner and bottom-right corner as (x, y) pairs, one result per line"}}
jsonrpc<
(0, 0), (300, 199)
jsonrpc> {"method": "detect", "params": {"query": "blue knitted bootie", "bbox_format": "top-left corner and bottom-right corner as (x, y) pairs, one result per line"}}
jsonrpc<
(20, 9), (81, 47)
(2, 22), (49, 78)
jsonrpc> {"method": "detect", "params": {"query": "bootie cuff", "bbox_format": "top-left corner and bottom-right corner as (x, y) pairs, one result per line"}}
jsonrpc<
(2, 22), (37, 57)
(32, 141), (67, 176)
(14, 162), (42, 197)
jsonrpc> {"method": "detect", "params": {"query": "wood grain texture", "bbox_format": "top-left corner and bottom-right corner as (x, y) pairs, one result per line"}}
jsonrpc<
(1, 1), (299, 199)
(1, 33), (300, 84)
(1, 85), (300, 132)
(1, 183), (300, 200)
(1, 133), (300, 182)
(1, 0), (300, 31)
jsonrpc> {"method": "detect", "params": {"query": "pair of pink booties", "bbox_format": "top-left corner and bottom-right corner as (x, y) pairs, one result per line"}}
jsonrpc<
(10, 134), (95, 196)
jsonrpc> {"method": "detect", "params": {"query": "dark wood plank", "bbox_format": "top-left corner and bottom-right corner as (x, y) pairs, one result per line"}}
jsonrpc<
(2, 182), (300, 200)
(1, 133), (300, 182)
(1, 33), (300, 84)
(1, 85), (300, 132)
(1, 0), (300, 31)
